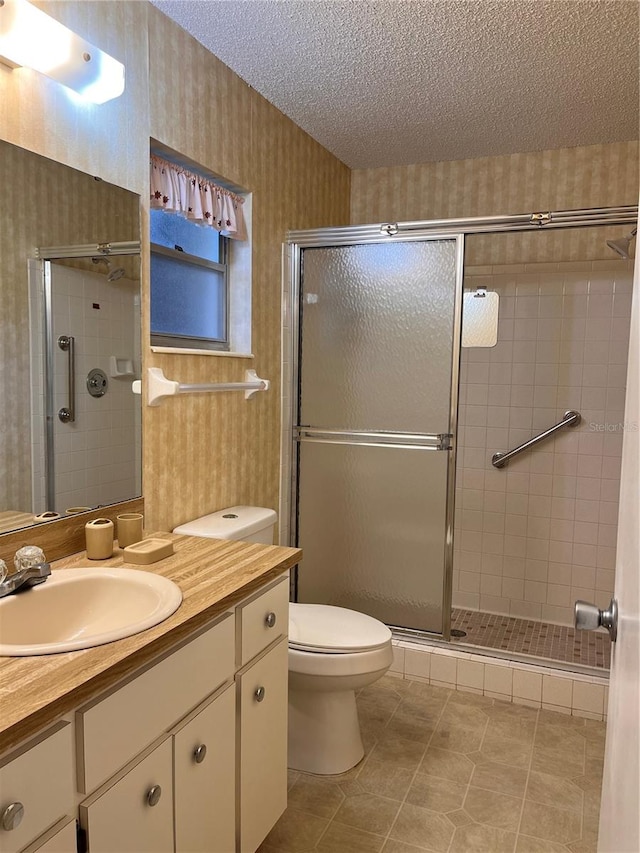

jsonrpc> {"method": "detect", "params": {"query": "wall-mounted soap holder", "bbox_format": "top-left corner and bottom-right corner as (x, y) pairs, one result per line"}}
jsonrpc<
(110, 356), (135, 378)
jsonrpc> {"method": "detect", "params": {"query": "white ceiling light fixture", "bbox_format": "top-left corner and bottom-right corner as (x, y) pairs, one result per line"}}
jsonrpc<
(0, 0), (125, 104)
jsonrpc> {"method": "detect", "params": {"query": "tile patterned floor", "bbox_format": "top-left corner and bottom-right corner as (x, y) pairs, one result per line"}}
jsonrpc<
(260, 676), (604, 853)
(450, 609), (611, 670)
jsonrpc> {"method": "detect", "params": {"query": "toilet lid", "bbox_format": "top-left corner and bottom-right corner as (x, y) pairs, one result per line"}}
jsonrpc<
(289, 603), (392, 653)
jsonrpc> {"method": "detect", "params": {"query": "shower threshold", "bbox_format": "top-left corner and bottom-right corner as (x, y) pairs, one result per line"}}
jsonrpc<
(450, 608), (611, 670)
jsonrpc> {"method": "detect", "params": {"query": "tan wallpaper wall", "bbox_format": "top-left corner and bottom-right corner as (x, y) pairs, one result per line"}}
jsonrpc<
(144, 8), (350, 532)
(0, 1), (350, 541)
(0, 140), (139, 513)
(0, 1), (149, 196)
(351, 142), (639, 265)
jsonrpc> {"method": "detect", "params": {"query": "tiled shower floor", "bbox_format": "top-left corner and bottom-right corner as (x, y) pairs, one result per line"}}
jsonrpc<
(450, 609), (611, 670)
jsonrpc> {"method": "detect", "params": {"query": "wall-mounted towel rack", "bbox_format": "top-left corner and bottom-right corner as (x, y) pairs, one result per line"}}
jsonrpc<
(132, 367), (269, 407)
(492, 410), (581, 468)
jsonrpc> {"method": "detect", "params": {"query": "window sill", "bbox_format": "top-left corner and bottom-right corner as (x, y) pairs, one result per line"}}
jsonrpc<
(150, 346), (254, 358)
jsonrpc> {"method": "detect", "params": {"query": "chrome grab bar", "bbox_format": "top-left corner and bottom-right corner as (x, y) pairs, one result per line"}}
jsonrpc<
(492, 410), (581, 468)
(58, 335), (75, 423)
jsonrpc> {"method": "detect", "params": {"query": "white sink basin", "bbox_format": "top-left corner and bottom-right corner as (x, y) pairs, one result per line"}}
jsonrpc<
(0, 568), (182, 656)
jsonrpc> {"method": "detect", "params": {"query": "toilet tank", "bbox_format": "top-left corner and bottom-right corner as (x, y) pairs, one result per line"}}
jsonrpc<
(173, 506), (277, 544)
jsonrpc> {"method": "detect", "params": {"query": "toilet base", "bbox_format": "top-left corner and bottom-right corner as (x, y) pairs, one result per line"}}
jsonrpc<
(288, 687), (364, 775)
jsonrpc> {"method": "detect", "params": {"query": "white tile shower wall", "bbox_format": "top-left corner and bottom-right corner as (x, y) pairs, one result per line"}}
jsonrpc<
(46, 266), (141, 512)
(453, 259), (634, 626)
(391, 640), (609, 721)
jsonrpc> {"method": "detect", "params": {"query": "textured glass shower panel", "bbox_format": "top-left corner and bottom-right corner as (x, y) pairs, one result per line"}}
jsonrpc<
(300, 241), (458, 432)
(297, 441), (449, 633)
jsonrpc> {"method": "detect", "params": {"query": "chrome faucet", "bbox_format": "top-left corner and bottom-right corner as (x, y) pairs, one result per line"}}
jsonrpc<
(0, 562), (51, 598)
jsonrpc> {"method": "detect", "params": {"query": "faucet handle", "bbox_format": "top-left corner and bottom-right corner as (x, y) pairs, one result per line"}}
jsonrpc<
(0, 559), (7, 585)
(14, 546), (46, 573)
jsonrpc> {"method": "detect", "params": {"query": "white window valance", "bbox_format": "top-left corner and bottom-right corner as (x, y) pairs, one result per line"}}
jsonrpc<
(150, 154), (247, 240)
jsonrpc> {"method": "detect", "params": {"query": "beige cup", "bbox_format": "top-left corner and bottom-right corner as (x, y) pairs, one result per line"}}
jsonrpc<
(117, 513), (144, 548)
(85, 518), (114, 560)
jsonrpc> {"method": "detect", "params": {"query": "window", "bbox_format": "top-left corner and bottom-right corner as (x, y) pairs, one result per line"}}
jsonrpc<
(149, 153), (253, 357)
(150, 208), (229, 351)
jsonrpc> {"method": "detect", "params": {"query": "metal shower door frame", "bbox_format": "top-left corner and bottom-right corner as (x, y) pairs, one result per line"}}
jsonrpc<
(288, 230), (465, 640)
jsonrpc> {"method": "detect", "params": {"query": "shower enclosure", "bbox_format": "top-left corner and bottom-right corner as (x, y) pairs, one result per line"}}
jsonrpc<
(286, 205), (637, 670)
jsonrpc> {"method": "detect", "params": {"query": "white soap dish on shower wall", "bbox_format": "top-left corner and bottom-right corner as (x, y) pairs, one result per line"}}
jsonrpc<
(109, 356), (135, 378)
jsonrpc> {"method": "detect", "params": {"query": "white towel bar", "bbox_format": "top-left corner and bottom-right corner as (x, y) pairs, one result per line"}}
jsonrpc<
(132, 367), (269, 406)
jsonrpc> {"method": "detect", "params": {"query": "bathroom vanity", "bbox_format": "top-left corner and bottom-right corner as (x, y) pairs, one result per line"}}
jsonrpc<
(0, 534), (299, 853)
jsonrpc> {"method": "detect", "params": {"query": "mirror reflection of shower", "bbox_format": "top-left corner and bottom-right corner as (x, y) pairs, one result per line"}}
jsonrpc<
(29, 246), (141, 515)
(606, 227), (637, 259)
(92, 255), (127, 282)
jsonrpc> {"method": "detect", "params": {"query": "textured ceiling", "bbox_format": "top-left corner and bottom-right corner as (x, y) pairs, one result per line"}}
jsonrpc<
(151, 0), (640, 169)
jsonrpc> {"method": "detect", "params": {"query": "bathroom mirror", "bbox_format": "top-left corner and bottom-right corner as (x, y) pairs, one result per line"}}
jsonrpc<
(0, 139), (142, 534)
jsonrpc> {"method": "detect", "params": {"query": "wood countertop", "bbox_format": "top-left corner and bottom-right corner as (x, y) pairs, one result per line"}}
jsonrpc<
(0, 533), (301, 755)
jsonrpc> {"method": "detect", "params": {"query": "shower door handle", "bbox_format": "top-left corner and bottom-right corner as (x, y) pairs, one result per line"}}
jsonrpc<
(58, 335), (75, 423)
(574, 598), (618, 642)
(294, 427), (452, 450)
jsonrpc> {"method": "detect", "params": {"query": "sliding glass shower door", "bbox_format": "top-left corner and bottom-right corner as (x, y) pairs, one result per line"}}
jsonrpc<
(294, 237), (463, 635)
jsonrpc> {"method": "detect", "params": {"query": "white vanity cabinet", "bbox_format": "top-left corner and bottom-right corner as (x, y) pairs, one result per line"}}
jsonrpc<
(75, 614), (236, 796)
(237, 638), (288, 853)
(235, 579), (289, 853)
(0, 722), (75, 853)
(20, 819), (77, 853)
(0, 573), (289, 853)
(80, 681), (237, 853)
(172, 683), (236, 853)
(79, 737), (174, 853)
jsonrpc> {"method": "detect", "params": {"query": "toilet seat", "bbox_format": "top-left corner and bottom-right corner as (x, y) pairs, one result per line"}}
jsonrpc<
(289, 643), (393, 679)
(289, 603), (392, 654)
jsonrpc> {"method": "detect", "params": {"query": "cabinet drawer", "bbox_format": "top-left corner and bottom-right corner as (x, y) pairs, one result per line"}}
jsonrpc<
(80, 737), (173, 853)
(173, 684), (236, 853)
(77, 612), (234, 793)
(237, 577), (289, 666)
(21, 817), (77, 853)
(0, 722), (74, 853)
(238, 637), (288, 853)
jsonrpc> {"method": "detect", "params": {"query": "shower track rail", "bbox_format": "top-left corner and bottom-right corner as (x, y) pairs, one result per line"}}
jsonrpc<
(492, 410), (581, 468)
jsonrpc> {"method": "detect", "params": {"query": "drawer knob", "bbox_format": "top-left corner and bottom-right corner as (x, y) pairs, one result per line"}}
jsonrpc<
(1, 802), (24, 832)
(146, 785), (162, 807)
(193, 744), (207, 764)
(265, 611), (277, 628)
(255, 686), (266, 702)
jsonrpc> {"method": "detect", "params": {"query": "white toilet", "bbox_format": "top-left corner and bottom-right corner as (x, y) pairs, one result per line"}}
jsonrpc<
(288, 602), (392, 774)
(173, 506), (393, 776)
